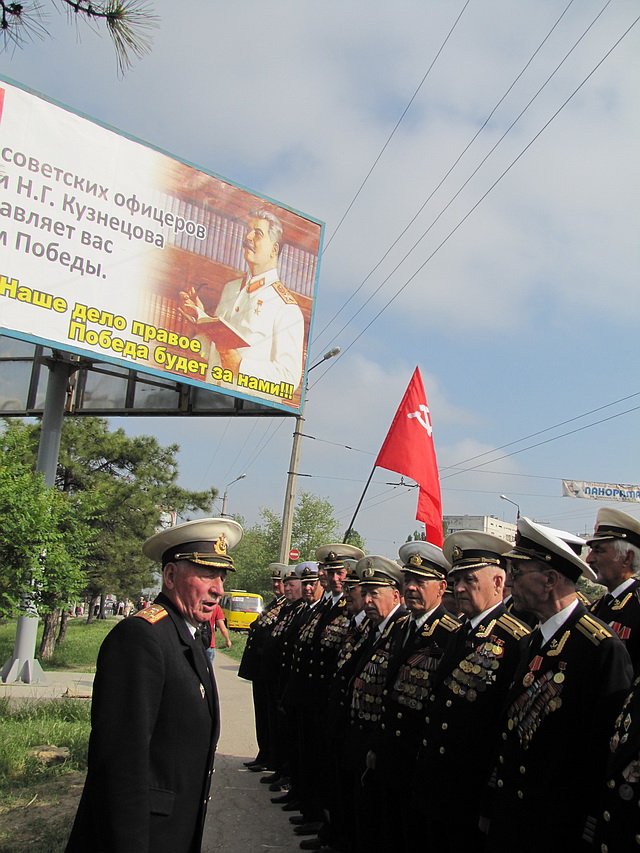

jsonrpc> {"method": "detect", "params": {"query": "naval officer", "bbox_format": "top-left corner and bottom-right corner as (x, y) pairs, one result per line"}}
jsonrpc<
(66, 517), (242, 853)
(487, 518), (632, 853)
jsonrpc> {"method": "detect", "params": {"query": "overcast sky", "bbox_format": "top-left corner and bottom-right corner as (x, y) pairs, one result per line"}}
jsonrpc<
(2, 0), (639, 556)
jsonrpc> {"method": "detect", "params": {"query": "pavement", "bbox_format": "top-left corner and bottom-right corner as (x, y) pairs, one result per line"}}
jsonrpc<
(0, 655), (304, 852)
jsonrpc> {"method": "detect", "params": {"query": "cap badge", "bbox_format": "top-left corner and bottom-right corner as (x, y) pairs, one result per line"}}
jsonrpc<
(409, 554), (423, 567)
(363, 567), (375, 579)
(213, 534), (228, 557)
(328, 551), (337, 562)
(452, 545), (464, 561)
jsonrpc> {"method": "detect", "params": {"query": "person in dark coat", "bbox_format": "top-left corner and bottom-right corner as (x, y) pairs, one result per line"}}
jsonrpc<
(586, 507), (640, 673)
(65, 517), (243, 853)
(411, 531), (531, 853)
(486, 517), (633, 853)
(376, 540), (461, 853)
(238, 563), (288, 771)
(584, 674), (640, 853)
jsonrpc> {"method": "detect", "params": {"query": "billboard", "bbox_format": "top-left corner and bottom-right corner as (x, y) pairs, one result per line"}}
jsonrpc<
(562, 480), (640, 503)
(0, 77), (323, 414)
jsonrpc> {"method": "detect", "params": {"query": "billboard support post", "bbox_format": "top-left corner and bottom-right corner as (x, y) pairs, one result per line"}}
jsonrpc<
(1, 354), (77, 684)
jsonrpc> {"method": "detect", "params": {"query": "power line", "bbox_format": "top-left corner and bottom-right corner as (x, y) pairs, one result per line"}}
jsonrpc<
(313, 0), (576, 349)
(311, 0), (625, 370)
(441, 403), (640, 480)
(321, 0), (473, 255)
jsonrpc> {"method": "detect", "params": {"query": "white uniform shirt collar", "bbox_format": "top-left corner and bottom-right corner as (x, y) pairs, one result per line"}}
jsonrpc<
(413, 607), (437, 630)
(610, 577), (636, 599)
(539, 598), (580, 645)
(246, 267), (279, 288)
(469, 602), (502, 630)
(354, 609), (366, 626)
(184, 620), (197, 638)
(376, 603), (401, 637)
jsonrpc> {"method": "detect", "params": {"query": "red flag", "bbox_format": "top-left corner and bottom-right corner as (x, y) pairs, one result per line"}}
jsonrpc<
(375, 367), (443, 546)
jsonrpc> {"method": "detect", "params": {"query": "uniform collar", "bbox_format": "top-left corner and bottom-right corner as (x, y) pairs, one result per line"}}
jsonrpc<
(245, 267), (279, 291)
(539, 598), (579, 644)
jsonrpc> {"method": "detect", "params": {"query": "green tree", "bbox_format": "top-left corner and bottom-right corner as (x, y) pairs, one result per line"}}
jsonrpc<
(0, 0), (158, 73)
(4, 417), (218, 656)
(0, 422), (91, 631)
(230, 492), (362, 599)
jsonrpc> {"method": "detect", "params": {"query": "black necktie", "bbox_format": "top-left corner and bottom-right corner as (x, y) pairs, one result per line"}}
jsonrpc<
(528, 627), (543, 656)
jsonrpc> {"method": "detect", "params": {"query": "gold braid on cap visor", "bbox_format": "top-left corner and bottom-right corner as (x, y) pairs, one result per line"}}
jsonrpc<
(173, 552), (234, 569)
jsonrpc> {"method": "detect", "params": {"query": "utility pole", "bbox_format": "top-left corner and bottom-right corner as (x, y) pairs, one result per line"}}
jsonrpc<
(278, 348), (340, 563)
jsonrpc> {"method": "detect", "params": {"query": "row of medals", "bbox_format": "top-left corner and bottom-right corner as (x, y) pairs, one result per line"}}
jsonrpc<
(446, 644), (503, 703)
(507, 669), (564, 746)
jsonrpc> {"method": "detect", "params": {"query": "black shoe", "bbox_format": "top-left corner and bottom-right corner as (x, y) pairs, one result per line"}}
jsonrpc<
(271, 793), (292, 804)
(290, 816), (307, 825)
(299, 840), (322, 851)
(248, 763), (269, 772)
(270, 781), (290, 792)
(261, 772), (282, 784)
(295, 822), (324, 836)
(282, 801), (301, 812)
(243, 756), (264, 767)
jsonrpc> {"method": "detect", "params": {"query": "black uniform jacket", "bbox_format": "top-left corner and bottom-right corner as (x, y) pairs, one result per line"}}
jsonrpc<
(585, 675), (640, 853)
(489, 603), (632, 852)
(414, 603), (530, 804)
(591, 579), (640, 673)
(66, 593), (218, 853)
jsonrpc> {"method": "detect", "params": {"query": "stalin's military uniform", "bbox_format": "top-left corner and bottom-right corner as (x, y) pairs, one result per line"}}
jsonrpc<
(376, 541), (461, 853)
(207, 267), (304, 391)
(586, 676), (640, 853)
(412, 532), (530, 853)
(238, 563), (288, 770)
(487, 518), (633, 853)
(587, 509), (640, 673)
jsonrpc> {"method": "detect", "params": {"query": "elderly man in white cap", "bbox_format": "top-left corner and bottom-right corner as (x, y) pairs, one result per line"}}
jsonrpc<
(586, 507), (640, 673)
(486, 518), (632, 853)
(66, 517), (242, 853)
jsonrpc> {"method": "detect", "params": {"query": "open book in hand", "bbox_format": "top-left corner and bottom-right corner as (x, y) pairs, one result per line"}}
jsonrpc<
(180, 307), (249, 350)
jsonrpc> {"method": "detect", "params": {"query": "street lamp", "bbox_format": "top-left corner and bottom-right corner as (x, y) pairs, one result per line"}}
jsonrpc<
(221, 473), (246, 516)
(278, 348), (341, 562)
(500, 494), (520, 520)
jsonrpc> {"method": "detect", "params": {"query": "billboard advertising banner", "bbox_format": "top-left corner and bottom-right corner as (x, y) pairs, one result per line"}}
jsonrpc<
(0, 78), (323, 413)
(562, 480), (640, 503)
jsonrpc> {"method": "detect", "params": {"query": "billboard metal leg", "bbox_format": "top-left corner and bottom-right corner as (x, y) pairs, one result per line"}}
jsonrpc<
(2, 355), (74, 685)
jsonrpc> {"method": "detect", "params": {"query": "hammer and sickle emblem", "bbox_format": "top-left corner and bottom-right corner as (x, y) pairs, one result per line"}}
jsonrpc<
(407, 404), (433, 437)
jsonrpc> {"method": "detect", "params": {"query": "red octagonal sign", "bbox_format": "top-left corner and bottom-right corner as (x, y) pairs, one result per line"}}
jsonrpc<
(288, 548), (300, 561)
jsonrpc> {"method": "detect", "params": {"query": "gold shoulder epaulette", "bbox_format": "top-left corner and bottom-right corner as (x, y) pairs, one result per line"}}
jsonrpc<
(273, 280), (298, 305)
(134, 604), (168, 624)
(576, 591), (591, 606)
(576, 613), (614, 645)
(497, 612), (531, 640)
(440, 613), (461, 632)
(338, 597), (347, 609)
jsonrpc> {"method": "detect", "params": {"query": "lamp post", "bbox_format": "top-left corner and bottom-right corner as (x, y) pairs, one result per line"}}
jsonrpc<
(221, 473), (246, 517)
(278, 348), (341, 562)
(500, 494), (521, 520)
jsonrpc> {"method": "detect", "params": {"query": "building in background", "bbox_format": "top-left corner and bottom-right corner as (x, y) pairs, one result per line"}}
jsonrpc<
(444, 515), (517, 544)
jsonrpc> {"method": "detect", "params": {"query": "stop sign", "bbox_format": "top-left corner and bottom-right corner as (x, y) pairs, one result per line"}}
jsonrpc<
(288, 548), (300, 561)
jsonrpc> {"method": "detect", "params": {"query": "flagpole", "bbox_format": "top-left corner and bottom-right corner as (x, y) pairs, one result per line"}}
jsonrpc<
(343, 464), (377, 543)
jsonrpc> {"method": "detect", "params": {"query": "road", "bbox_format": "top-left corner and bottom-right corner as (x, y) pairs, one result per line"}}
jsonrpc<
(203, 656), (301, 853)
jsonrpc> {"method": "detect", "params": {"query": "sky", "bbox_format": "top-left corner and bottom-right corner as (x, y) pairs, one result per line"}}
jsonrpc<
(1, 0), (639, 556)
